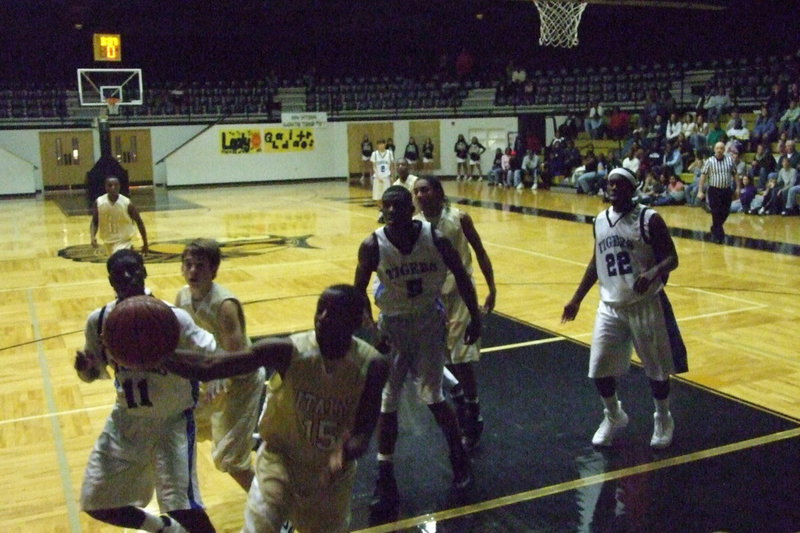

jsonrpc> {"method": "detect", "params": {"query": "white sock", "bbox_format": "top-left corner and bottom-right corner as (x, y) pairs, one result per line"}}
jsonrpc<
(377, 453), (393, 463)
(654, 397), (670, 416)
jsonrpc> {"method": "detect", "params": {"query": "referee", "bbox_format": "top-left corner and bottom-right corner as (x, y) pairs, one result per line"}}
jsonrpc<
(696, 141), (740, 244)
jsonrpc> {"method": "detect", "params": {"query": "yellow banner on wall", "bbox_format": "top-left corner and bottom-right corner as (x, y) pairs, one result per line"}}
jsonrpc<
(221, 130), (262, 154)
(263, 128), (315, 152)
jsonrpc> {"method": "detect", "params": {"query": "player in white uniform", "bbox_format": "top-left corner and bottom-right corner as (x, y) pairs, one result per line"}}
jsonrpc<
(90, 175), (149, 255)
(413, 176), (497, 451)
(562, 167), (687, 450)
(74, 249), (217, 533)
(165, 285), (389, 533)
(175, 239), (266, 492)
(392, 158), (418, 193)
(370, 138), (395, 212)
(354, 185), (482, 520)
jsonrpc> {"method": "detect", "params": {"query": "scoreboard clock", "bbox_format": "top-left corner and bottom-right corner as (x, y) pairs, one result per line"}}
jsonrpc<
(93, 34), (121, 62)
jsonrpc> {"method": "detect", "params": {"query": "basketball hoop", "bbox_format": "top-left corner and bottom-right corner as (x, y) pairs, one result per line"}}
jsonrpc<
(533, 0), (588, 48)
(105, 97), (121, 115)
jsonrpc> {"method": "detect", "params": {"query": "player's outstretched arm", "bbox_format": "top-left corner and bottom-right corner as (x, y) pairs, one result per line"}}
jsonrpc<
(562, 252), (598, 323)
(127, 203), (148, 253)
(168, 338), (293, 381)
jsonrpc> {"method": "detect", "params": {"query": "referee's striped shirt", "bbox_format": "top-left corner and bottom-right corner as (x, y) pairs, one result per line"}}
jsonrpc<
(701, 153), (737, 188)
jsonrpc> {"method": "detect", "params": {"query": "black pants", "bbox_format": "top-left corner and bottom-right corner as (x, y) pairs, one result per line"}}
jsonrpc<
(708, 186), (733, 241)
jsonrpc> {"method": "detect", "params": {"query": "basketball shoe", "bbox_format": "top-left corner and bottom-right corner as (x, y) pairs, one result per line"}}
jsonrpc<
(592, 401), (629, 447)
(450, 448), (473, 491)
(369, 460), (399, 519)
(650, 411), (674, 449)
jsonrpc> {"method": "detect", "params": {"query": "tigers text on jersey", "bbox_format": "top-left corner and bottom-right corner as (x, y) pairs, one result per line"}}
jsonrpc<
(374, 221), (446, 316)
(594, 204), (664, 305)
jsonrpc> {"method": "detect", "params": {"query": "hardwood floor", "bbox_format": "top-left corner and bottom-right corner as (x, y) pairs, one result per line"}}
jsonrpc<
(2, 178), (799, 531)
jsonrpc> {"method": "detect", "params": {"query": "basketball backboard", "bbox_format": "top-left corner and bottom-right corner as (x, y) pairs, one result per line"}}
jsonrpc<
(77, 68), (143, 106)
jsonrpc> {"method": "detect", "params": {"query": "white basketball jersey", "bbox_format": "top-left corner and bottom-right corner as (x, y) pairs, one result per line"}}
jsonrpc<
(594, 205), (664, 305)
(96, 194), (135, 244)
(374, 221), (447, 316)
(370, 150), (394, 180)
(415, 207), (472, 295)
(85, 299), (217, 417)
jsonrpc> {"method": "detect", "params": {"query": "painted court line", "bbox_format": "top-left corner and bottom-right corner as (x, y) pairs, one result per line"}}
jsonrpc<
(28, 290), (82, 533)
(353, 427), (800, 533)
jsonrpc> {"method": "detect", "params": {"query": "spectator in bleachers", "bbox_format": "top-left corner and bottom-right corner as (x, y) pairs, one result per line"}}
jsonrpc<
(750, 104), (778, 152)
(454, 134), (469, 181)
(622, 147), (642, 178)
(725, 119), (749, 154)
(386, 137), (396, 155)
(765, 82), (788, 120)
(680, 112), (696, 140)
(732, 150), (747, 179)
(545, 139), (566, 180)
(404, 137), (420, 173)
(486, 148), (502, 186)
(660, 90), (677, 120)
(778, 99), (800, 137)
(644, 143), (664, 177)
(653, 174), (687, 206)
(468, 136), (487, 181)
(777, 131), (790, 155)
(584, 100), (605, 140)
(665, 113), (682, 143)
(779, 139), (800, 169)
(776, 155), (799, 208)
(508, 147), (523, 189)
(749, 142), (778, 190)
(781, 175), (800, 215)
(637, 170), (663, 204)
(563, 140), (582, 179)
(642, 88), (661, 127)
(521, 149), (540, 190)
(676, 133), (695, 171)
(750, 175), (780, 215)
(608, 106), (630, 140)
(689, 113), (709, 151)
(725, 109), (747, 131)
(422, 137), (435, 176)
(704, 85), (731, 122)
(685, 151), (707, 206)
(644, 114), (666, 149)
(707, 119), (726, 147)
(576, 152), (606, 195)
(730, 175), (757, 213)
(663, 140), (683, 176)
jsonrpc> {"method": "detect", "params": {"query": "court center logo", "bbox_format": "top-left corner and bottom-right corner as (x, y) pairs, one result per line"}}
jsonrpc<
(58, 235), (315, 264)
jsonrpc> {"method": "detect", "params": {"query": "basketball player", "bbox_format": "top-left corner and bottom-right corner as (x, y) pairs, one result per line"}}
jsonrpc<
(90, 175), (149, 255)
(354, 185), (482, 519)
(413, 176), (496, 450)
(561, 167), (688, 450)
(165, 285), (390, 533)
(371, 138), (395, 222)
(175, 239), (265, 491)
(393, 158), (418, 193)
(74, 249), (217, 532)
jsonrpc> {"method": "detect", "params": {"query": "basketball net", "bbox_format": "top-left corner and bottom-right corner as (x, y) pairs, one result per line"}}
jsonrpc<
(105, 97), (121, 116)
(533, 0), (588, 48)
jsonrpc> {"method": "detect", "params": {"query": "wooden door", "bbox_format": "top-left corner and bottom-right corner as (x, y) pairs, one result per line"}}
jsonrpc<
(39, 131), (95, 189)
(110, 128), (153, 185)
(347, 122), (394, 175)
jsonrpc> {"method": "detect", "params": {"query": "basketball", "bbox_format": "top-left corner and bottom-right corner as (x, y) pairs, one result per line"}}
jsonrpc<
(102, 295), (181, 370)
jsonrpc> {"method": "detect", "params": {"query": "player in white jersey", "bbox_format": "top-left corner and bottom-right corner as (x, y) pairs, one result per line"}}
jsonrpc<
(413, 176), (497, 451)
(354, 185), (482, 520)
(90, 175), (149, 255)
(371, 139), (396, 222)
(562, 167), (687, 450)
(175, 239), (266, 492)
(392, 158), (418, 194)
(166, 285), (389, 533)
(74, 249), (217, 533)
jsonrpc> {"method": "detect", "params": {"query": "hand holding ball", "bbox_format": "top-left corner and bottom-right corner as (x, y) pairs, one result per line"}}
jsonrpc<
(102, 295), (180, 370)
